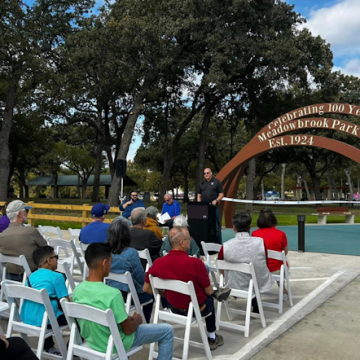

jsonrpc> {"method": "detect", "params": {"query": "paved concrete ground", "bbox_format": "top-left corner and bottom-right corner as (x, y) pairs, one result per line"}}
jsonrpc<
(1, 230), (359, 360)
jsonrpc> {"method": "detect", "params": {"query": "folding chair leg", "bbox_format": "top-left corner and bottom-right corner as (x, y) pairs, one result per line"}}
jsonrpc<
(216, 300), (222, 331)
(244, 289), (253, 338)
(286, 275), (293, 307)
(279, 270), (284, 314)
(182, 312), (193, 360)
(210, 271), (219, 289)
(194, 311), (212, 360)
(224, 300), (232, 321)
(254, 286), (266, 329)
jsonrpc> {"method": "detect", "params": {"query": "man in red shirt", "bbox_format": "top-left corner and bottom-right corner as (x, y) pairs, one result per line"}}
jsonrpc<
(143, 227), (230, 350)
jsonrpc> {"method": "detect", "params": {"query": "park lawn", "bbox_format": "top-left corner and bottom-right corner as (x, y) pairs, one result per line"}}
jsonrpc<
(18, 198), (360, 229)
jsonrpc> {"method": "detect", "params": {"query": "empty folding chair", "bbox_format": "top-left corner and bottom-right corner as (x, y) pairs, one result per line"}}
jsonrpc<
(3, 281), (68, 359)
(105, 271), (153, 323)
(149, 275), (212, 360)
(215, 260), (266, 337)
(137, 249), (153, 272)
(38, 225), (64, 240)
(60, 299), (143, 360)
(80, 243), (90, 282)
(201, 241), (221, 288)
(47, 238), (84, 277)
(262, 250), (293, 313)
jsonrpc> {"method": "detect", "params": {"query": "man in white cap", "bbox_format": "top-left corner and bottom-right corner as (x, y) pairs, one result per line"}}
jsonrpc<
(79, 203), (111, 244)
(0, 200), (47, 281)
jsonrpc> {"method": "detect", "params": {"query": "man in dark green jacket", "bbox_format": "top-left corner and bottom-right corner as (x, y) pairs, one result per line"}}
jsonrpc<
(160, 215), (200, 257)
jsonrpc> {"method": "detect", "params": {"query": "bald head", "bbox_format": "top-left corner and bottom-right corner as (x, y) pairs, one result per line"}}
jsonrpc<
(168, 227), (190, 249)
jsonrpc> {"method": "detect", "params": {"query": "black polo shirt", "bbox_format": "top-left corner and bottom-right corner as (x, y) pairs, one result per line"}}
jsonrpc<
(198, 177), (224, 204)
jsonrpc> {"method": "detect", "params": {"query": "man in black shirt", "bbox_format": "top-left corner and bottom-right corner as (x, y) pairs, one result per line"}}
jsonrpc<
(197, 168), (224, 244)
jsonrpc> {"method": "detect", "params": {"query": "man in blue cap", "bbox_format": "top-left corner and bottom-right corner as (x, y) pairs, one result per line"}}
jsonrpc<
(79, 203), (111, 244)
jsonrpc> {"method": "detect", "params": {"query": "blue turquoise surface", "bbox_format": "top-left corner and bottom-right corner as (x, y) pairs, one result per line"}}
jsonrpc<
(221, 225), (360, 256)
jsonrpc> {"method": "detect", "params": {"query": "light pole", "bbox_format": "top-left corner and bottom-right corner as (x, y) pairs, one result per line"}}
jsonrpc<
(157, 180), (160, 200)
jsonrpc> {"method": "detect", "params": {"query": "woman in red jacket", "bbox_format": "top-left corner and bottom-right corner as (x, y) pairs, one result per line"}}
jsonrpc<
(252, 207), (289, 299)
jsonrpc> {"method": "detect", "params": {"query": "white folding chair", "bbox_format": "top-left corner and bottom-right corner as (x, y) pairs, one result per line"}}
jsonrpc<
(201, 241), (221, 288)
(68, 228), (81, 240)
(149, 275), (212, 360)
(56, 261), (76, 295)
(262, 250), (293, 313)
(47, 238), (84, 276)
(3, 281), (68, 359)
(215, 260), (266, 337)
(60, 298), (143, 360)
(137, 249), (153, 272)
(105, 271), (153, 323)
(38, 225), (64, 240)
(80, 243), (90, 282)
(0, 254), (32, 286)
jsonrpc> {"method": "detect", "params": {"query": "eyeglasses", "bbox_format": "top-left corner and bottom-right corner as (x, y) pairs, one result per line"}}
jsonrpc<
(131, 194), (138, 197)
(204, 172), (210, 175)
(165, 199), (172, 203)
(43, 255), (58, 265)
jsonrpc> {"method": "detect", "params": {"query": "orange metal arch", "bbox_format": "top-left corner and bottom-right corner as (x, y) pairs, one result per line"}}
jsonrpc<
(218, 135), (360, 227)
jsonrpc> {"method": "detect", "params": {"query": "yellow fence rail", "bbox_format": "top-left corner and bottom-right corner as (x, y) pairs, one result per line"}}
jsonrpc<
(0, 202), (120, 228)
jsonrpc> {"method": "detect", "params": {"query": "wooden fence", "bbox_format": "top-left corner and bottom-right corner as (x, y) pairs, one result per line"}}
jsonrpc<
(0, 202), (120, 227)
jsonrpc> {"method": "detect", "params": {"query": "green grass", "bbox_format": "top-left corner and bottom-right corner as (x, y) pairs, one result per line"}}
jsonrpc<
(19, 198), (360, 229)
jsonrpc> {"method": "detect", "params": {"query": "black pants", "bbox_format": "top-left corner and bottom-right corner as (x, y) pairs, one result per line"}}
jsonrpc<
(4, 337), (39, 360)
(44, 314), (67, 350)
(170, 296), (216, 333)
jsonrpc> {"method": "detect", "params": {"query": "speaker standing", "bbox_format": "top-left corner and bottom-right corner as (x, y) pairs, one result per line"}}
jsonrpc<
(197, 168), (224, 244)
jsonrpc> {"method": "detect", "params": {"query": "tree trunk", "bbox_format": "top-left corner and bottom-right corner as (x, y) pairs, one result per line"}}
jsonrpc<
(245, 158), (256, 212)
(108, 71), (158, 206)
(157, 152), (174, 209)
(302, 178), (311, 200)
(344, 168), (353, 201)
(0, 82), (17, 201)
(326, 171), (334, 200)
(281, 163), (286, 200)
(312, 177), (321, 200)
(261, 179), (264, 200)
(195, 107), (212, 198)
(183, 168), (189, 203)
(82, 180), (87, 200)
(92, 134), (103, 202)
(77, 175), (81, 198)
(53, 172), (58, 199)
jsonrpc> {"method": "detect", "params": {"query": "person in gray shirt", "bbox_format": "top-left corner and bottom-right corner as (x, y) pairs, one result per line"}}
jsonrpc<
(218, 212), (274, 312)
(0, 200), (47, 281)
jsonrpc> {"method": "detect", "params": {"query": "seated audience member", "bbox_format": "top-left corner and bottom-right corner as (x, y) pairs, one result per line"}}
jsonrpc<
(252, 207), (289, 298)
(79, 203), (111, 244)
(73, 243), (174, 359)
(161, 194), (181, 229)
(119, 191), (145, 220)
(106, 218), (153, 323)
(130, 208), (162, 269)
(218, 212), (274, 312)
(0, 336), (39, 360)
(144, 206), (163, 239)
(0, 200), (47, 281)
(144, 227), (231, 350)
(21, 246), (69, 356)
(160, 215), (200, 257)
(0, 201), (10, 233)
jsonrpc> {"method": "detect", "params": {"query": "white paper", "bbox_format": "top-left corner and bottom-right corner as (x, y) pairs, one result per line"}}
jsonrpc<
(157, 212), (171, 224)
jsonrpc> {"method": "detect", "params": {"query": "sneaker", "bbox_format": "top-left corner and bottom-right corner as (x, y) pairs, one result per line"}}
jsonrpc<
(283, 294), (289, 302)
(213, 288), (231, 302)
(208, 334), (224, 350)
(47, 346), (61, 356)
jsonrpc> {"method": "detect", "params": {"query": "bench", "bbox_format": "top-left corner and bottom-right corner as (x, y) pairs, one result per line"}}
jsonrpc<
(312, 207), (354, 225)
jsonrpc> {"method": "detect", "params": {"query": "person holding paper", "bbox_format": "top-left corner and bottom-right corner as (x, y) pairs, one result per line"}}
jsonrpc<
(161, 194), (181, 229)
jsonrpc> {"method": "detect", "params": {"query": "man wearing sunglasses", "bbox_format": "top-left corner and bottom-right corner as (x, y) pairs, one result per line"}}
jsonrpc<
(0, 200), (47, 282)
(197, 168), (224, 244)
(120, 191), (145, 219)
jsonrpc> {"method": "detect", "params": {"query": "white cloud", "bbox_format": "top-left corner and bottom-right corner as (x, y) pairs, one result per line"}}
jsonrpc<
(300, 0), (360, 56)
(333, 58), (360, 77)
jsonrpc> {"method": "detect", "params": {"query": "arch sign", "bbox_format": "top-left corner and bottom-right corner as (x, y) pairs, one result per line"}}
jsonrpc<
(216, 103), (360, 227)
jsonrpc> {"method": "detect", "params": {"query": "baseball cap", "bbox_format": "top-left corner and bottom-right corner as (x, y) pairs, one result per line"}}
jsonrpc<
(6, 200), (33, 215)
(145, 206), (159, 217)
(91, 203), (110, 217)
